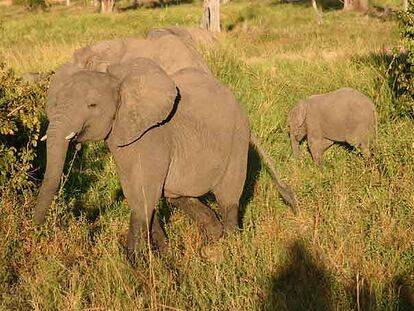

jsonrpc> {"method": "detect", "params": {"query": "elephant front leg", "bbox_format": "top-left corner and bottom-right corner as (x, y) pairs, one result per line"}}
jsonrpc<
(125, 186), (166, 260)
(308, 137), (333, 165)
(290, 135), (301, 158)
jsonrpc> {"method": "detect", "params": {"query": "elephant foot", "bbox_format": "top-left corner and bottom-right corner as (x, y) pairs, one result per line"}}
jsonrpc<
(202, 219), (223, 241)
(220, 204), (239, 234)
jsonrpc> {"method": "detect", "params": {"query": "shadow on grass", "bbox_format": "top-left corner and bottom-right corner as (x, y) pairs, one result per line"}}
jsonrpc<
(271, 0), (343, 11)
(118, 0), (192, 12)
(264, 240), (414, 310)
(265, 240), (334, 310)
(346, 272), (414, 310)
(239, 144), (262, 228)
(389, 274), (414, 310)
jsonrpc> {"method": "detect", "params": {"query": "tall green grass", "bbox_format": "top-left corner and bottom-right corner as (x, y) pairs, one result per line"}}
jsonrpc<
(1, 0), (413, 310)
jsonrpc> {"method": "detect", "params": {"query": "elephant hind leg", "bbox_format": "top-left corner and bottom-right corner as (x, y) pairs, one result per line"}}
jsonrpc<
(213, 146), (249, 233)
(169, 197), (223, 241)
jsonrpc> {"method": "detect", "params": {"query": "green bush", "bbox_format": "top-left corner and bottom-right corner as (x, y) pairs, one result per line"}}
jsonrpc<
(391, 0), (414, 117)
(0, 63), (48, 192)
(13, 0), (48, 11)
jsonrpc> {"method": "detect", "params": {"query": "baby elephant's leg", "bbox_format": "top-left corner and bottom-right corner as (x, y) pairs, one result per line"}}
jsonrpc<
(308, 137), (334, 165)
(356, 133), (374, 158)
(169, 197), (223, 241)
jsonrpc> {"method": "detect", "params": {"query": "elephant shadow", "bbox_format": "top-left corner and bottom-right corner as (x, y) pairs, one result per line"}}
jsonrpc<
(271, 0), (343, 11)
(239, 144), (262, 228)
(118, 0), (193, 12)
(264, 240), (414, 310)
(264, 240), (334, 311)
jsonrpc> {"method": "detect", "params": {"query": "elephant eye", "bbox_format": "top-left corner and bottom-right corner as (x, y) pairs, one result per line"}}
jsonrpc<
(88, 102), (97, 108)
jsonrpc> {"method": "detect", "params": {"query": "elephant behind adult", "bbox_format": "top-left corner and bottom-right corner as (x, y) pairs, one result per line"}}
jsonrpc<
(34, 58), (296, 256)
(72, 35), (211, 76)
(288, 87), (377, 164)
(146, 26), (216, 48)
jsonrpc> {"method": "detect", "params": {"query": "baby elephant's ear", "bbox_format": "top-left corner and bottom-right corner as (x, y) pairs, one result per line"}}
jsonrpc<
(288, 100), (307, 135)
(108, 58), (178, 147)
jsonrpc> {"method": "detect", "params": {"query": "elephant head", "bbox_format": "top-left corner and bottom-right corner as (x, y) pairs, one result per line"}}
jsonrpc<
(72, 39), (126, 73)
(34, 58), (178, 224)
(287, 100), (308, 158)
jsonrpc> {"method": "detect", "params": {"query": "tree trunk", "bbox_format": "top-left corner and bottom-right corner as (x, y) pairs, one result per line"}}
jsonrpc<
(100, 0), (115, 13)
(202, 0), (220, 33)
(311, 0), (322, 24)
(343, 0), (369, 11)
(403, 0), (408, 11)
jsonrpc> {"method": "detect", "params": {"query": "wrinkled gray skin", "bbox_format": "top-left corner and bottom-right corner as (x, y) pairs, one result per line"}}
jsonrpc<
(35, 58), (296, 257)
(146, 26), (216, 48)
(288, 87), (377, 165)
(72, 35), (211, 76)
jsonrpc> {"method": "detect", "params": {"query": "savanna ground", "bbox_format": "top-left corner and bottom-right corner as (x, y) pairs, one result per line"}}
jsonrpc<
(1, 0), (413, 309)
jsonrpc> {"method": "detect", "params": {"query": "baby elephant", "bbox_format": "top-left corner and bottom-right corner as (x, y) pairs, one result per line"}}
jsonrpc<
(288, 87), (377, 164)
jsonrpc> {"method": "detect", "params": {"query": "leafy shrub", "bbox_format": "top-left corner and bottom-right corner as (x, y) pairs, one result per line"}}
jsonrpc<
(13, 0), (48, 11)
(0, 63), (48, 192)
(391, 0), (414, 117)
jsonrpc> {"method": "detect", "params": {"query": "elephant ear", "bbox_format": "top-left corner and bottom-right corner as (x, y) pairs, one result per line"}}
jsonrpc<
(108, 58), (178, 147)
(288, 100), (307, 136)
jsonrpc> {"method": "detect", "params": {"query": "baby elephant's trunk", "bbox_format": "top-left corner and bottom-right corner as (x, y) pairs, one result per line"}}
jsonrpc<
(250, 134), (299, 215)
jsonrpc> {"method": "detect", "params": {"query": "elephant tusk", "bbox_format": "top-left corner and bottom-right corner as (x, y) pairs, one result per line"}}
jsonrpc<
(40, 134), (47, 141)
(65, 132), (76, 140)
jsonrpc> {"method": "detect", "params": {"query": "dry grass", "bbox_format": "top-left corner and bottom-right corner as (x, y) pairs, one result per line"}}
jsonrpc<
(1, 0), (413, 310)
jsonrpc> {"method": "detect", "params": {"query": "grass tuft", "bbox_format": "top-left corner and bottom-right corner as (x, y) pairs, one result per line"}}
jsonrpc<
(1, 0), (413, 309)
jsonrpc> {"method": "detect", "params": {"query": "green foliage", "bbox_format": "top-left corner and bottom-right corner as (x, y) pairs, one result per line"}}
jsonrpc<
(0, 63), (48, 191)
(13, 0), (49, 11)
(391, 0), (414, 117)
(0, 2), (413, 310)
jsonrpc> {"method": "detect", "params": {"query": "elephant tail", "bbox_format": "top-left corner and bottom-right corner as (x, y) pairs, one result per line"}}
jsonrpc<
(373, 108), (378, 143)
(250, 133), (299, 215)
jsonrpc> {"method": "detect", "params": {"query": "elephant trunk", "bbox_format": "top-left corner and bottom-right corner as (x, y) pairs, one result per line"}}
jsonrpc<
(34, 123), (70, 225)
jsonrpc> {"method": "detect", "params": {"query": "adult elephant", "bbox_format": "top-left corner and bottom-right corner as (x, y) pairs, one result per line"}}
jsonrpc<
(34, 58), (296, 256)
(72, 34), (211, 76)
